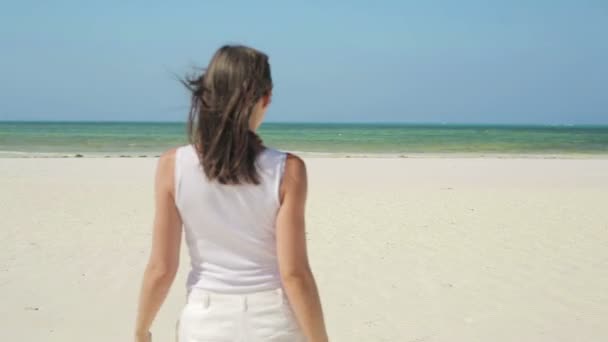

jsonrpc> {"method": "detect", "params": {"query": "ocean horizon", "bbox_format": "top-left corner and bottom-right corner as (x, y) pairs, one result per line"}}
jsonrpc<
(1, 121), (608, 158)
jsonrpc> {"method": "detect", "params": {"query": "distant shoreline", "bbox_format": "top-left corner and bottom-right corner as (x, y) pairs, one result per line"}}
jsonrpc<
(2, 150), (608, 160)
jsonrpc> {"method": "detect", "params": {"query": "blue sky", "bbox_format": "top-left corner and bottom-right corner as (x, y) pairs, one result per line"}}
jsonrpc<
(0, 1), (606, 124)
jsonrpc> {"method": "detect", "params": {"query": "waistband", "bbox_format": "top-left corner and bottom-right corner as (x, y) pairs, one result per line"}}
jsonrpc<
(185, 287), (287, 312)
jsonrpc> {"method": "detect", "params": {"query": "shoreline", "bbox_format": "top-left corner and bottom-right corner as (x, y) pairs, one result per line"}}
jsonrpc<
(2, 150), (608, 159)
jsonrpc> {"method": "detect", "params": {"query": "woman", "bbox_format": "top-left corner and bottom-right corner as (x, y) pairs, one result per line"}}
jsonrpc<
(134, 45), (328, 341)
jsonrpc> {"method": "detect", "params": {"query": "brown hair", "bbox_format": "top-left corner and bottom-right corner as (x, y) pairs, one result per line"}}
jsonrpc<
(182, 45), (273, 185)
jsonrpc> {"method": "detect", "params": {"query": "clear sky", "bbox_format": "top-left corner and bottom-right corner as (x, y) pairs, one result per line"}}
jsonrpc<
(1, 1), (606, 124)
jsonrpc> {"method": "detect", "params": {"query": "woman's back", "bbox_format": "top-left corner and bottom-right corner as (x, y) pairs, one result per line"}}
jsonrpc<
(134, 45), (327, 342)
(175, 144), (287, 294)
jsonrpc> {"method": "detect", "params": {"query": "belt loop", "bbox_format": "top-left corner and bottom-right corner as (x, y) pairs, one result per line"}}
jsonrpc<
(242, 295), (248, 312)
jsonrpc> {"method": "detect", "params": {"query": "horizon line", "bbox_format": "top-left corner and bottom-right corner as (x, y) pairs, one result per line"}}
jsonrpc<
(1, 119), (608, 127)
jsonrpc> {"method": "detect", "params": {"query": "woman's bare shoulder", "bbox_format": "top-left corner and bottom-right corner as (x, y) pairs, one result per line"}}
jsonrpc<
(283, 152), (307, 194)
(155, 147), (181, 193)
(158, 147), (179, 167)
(284, 153), (306, 177)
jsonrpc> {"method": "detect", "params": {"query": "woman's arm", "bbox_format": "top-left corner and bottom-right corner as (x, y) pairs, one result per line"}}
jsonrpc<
(276, 154), (329, 342)
(134, 149), (183, 341)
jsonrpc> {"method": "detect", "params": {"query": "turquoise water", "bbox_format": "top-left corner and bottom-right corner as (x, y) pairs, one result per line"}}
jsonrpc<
(1, 121), (608, 156)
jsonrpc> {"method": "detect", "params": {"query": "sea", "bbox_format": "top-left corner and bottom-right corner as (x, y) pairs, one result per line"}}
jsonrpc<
(1, 121), (607, 158)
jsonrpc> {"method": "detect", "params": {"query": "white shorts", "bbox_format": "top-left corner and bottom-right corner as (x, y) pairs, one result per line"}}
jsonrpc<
(176, 287), (306, 341)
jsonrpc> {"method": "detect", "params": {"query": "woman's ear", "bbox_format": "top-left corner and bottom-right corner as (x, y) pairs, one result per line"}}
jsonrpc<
(262, 92), (272, 108)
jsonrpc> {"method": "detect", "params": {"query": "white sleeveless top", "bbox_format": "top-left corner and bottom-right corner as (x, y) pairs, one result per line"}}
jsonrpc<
(174, 144), (287, 294)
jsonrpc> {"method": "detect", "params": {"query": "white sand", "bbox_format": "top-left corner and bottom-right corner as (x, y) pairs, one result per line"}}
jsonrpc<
(1, 157), (607, 341)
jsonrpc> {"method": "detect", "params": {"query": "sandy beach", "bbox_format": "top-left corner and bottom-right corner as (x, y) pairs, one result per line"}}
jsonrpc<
(1, 156), (607, 341)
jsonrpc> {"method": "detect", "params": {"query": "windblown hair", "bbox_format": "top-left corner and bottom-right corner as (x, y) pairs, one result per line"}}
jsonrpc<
(182, 45), (273, 185)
